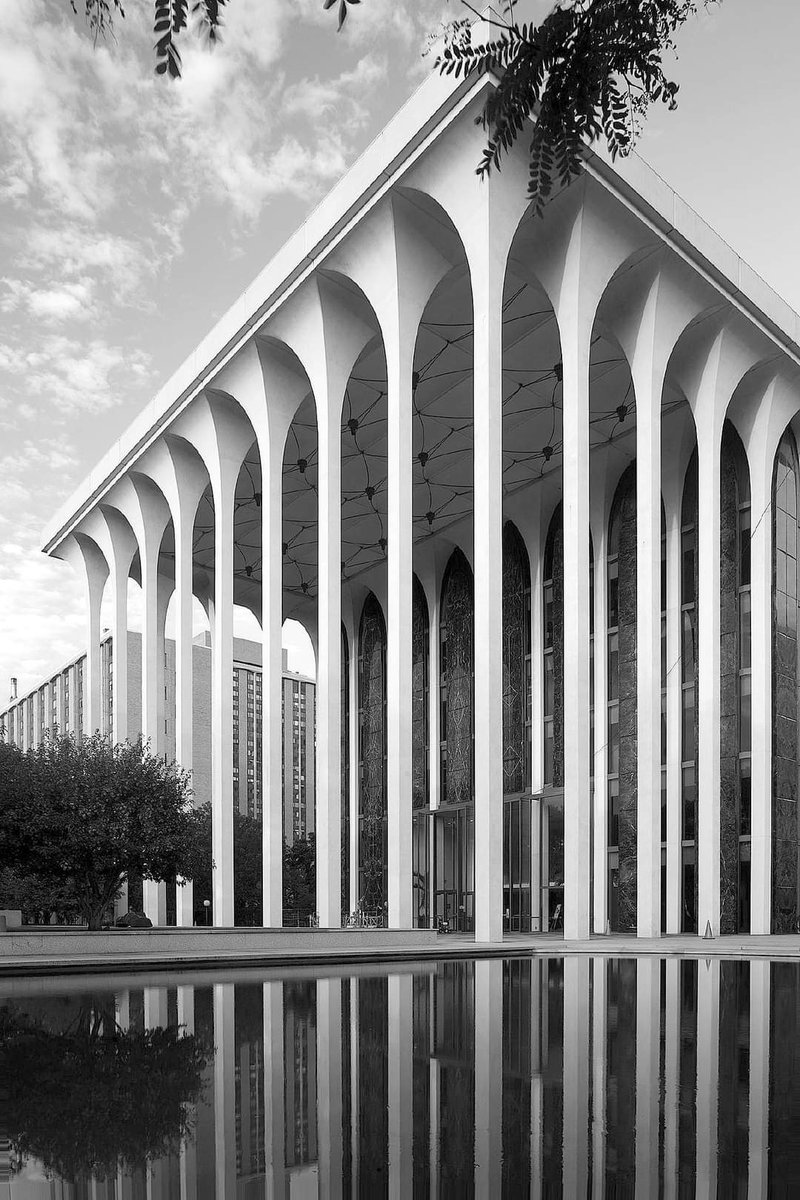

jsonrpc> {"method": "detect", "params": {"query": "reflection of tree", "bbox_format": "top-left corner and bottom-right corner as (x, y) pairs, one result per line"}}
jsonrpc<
(1, 999), (210, 1183)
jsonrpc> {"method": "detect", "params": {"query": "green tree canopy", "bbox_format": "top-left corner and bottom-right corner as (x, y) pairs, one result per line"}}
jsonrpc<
(1, 732), (205, 929)
(1, 999), (209, 1182)
(69, 0), (714, 212)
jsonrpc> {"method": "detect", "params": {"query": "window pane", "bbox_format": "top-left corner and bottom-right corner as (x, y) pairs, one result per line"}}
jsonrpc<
(608, 559), (619, 629)
(739, 673), (751, 752)
(682, 764), (696, 841)
(608, 702), (619, 775)
(739, 590), (751, 669)
(681, 535), (695, 605)
(682, 686), (696, 762)
(740, 757), (751, 836)
(682, 611), (696, 685)
(544, 655), (555, 716)
(608, 633), (619, 700)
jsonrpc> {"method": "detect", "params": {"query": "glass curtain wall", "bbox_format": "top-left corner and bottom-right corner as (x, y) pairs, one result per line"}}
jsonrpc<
(681, 452), (699, 932)
(502, 522), (532, 931)
(437, 549), (475, 932)
(412, 576), (430, 928)
(772, 428), (799, 931)
(357, 593), (387, 916)
(341, 626), (350, 921)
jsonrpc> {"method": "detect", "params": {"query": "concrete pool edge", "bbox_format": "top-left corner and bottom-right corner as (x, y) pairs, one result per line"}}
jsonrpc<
(2, 930), (800, 979)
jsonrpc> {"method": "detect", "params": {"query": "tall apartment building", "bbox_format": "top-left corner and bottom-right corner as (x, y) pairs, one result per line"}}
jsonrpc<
(1, 638), (315, 840)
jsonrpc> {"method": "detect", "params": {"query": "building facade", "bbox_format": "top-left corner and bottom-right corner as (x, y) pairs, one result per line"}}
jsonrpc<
(2, 637), (315, 846)
(38, 61), (800, 938)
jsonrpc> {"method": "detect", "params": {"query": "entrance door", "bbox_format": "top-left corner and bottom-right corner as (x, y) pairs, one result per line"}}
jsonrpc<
(433, 806), (474, 932)
(538, 789), (564, 932)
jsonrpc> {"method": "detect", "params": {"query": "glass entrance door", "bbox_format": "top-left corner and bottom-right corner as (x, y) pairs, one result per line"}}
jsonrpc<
(433, 806), (474, 932)
(538, 789), (564, 932)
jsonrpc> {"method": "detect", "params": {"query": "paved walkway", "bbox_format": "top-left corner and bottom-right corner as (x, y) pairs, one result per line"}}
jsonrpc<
(2, 927), (800, 982)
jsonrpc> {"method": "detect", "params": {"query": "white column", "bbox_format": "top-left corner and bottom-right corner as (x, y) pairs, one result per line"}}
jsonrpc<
(348, 630), (360, 914)
(695, 958), (720, 1198)
(665, 506), (683, 933)
(697, 424), (722, 936)
(748, 960), (770, 1199)
(141, 528), (167, 925)
(111, 556), (130, 920)
(562, 956), (590, 1194)
(750, 460), (772, 933)
(82, 546), (107, 737)
(211, 477), (235, 927)
(213, 984), (237, 1197)
(472, 257), (505, 944)
(317, 977), (344, 1198)
(175, 503), (195, 928)
(388, 973), (413, 1197)
(316, 406), (342, 927)
(592, 522), (609, 933)
(428, 584), (441, 813)
(529, 516), (544, 932)
(562, 323), (593, 939)
(474, 959), (503, 1195)
(262, 442), (284, 926)
(263, 980), (286, 1196)
(386, 337), (414, 929)
(637, 377), (663, 937)
(635, 958), (661, 1194)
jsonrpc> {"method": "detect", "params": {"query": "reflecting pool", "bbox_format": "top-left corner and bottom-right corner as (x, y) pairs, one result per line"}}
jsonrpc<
(3, 955), (800, 1195)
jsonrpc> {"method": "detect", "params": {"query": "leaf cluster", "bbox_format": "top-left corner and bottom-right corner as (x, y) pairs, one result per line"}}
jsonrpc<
(1, 1001), (209, 1182)
(0, 732), (204, 928)
(436, 0), (708, 214)
(154, 0), (228, 77)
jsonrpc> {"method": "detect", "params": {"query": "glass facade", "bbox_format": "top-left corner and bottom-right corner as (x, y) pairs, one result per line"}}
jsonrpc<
(358, 593), (387, 915)
(681, 451), (699, 932)
(772, 429), (799, 931)
(542, 506), (563, 788)
(341, 625), (350, 921)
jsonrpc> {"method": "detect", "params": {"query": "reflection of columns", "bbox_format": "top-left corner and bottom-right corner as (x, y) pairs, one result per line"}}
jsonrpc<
(750, 459), (772, 933)
(316, 405), (342, 927)
(388, 974), (413, 1197)
(697, 422), (722, 935)
(263, 981), (286, 1197)
(635, 958), (660, 1194)
(591, 959), (607, 1196)
(472, 261), (505, 943)
(262, 441), (284, 926)
(213, 983), (237, 1198)
(562, 956), (590, 1195)
(636, 368), (663, 937)
(592, 522), (609, 934)
(665, 506), (683, 932)
(177, 987), (197, 1200)
(748, 961), (770, 1199)
(474, 959), (503, 1195)
(386, 337), (414, 929)
(562, 322), (593, 939)
(318, 977), (344, 1198)
(663, 958), (680, 1198)
(695, 958), (720, 1198)
(144, 987), (170, 1200)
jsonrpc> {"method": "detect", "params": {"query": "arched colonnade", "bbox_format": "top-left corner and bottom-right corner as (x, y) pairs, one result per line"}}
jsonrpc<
(45, 91), (800, 938)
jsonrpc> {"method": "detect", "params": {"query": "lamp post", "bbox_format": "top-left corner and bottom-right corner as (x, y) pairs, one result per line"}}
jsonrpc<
(203, 899), (211, 927)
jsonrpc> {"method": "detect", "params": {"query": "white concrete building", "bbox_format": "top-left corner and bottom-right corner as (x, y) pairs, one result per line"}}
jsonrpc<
(40, 59), (800, 938)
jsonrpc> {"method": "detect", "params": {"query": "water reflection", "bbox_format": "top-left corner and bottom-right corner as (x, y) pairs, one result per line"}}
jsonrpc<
(4, 956), (800, 1194)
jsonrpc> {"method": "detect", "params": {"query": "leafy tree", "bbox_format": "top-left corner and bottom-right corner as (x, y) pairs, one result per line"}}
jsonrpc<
(3, 732), (205, 930)
(189, 803), (263, 925)
(283, 834), (316, 918)
(0, 866), (81, 924)
(68, 0), (714, 211)
(1, 999), (210, 1182)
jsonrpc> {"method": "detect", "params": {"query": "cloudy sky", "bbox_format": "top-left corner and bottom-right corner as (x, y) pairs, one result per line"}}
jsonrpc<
(1, 0), (798, 699)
